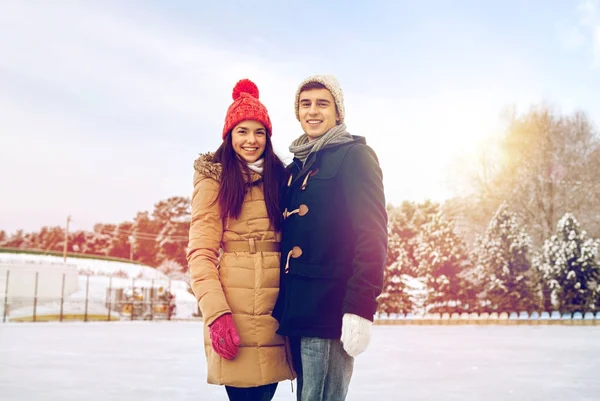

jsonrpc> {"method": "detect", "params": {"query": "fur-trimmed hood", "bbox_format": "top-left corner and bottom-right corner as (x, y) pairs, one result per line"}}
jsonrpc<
(194, 152), (222, 181)
(193, 152), (261, 183)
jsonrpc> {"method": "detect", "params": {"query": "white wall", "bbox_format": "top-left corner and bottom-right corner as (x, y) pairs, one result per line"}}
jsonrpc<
(0, 262), (78, 299)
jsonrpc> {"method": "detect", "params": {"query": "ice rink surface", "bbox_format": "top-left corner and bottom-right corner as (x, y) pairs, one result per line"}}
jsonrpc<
(1, 322), (599, 401)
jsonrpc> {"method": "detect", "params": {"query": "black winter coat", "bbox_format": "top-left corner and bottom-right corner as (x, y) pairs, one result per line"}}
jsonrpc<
(272, 136), (388, 338)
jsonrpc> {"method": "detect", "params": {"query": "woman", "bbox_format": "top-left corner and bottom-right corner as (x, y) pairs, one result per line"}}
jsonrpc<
(187, 79), (294, 401)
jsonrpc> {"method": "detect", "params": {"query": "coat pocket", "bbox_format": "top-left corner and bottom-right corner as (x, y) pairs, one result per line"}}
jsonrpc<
(286, 261), (348, 329)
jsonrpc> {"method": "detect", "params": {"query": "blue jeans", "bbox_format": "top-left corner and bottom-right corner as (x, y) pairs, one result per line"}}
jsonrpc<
(290, 337), (354, 401)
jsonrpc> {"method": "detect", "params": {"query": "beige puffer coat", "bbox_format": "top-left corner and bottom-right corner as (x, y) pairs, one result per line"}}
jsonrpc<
(187, 153), (295, 388)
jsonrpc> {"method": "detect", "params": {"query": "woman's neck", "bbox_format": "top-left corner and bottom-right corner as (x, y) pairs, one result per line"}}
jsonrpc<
(246, 157), (264, 175)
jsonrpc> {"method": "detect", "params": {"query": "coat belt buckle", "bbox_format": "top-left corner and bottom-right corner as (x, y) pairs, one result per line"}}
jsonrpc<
(248, 238), (257, 254)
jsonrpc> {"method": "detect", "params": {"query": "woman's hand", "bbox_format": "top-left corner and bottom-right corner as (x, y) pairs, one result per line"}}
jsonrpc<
(209, 313), (240, 359)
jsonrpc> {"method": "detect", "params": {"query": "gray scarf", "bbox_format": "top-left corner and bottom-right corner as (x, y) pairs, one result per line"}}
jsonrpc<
(289, 123), (353, 164)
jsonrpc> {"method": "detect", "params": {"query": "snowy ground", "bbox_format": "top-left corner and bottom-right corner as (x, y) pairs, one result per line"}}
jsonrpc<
(0, 323), (598, 401)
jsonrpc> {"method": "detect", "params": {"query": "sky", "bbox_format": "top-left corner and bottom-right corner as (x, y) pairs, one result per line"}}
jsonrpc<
(1, 0), (599, 234)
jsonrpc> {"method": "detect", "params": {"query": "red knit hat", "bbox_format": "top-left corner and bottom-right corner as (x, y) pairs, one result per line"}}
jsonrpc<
(222, 79), (272, 139)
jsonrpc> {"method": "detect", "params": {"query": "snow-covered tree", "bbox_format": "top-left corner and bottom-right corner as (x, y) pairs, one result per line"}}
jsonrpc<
(534, 213), (600, 313)
(81, 225), (113, 256)
(106, 221), (135, 260)
(34, 226), (65, 251)
(157, 259), (189, 284)
(153, 197), (190, 268)
(378, 201), (440, 314)
(471, 202), (538, 312)
(378, 245), (413, 314)
(414, 212), (473, 313)
(9, 225), (65, 252)
(132, 211), (160, 267)
(2, 230), (26, 248)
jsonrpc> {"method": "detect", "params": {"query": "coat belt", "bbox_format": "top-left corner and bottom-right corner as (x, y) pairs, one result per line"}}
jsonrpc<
(222, 239), (280, 254)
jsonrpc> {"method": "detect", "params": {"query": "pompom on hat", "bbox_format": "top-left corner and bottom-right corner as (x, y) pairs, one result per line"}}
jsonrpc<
(222, 79), (272, 139)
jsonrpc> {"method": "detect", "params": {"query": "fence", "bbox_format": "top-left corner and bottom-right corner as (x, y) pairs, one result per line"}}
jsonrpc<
(4, 266), (597, 325)
(1, 269), (189, 323)
(374, 311), (600, 325)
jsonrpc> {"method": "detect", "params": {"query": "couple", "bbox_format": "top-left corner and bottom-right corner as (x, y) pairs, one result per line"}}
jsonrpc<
(186, 75), (388, 401)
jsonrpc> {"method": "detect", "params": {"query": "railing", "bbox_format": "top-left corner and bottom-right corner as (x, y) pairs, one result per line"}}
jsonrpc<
(374, 311), (600, 325)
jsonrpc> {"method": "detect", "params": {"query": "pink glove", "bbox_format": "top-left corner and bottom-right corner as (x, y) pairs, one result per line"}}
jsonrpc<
(209, 313), (240, 360)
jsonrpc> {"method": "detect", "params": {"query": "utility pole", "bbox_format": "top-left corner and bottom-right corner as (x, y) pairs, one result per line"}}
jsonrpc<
(63, 215), (71, 263)
(129, 235), (134, 261)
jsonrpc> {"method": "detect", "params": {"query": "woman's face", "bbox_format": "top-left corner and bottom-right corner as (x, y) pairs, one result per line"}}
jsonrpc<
(231, 120), (267, 163)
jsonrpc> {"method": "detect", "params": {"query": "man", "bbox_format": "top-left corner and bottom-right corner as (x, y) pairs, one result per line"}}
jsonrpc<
(272, 75), (387, 400)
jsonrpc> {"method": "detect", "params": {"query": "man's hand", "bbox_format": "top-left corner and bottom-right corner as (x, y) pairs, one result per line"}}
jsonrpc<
(340, 313), (372, 357)
(209, 313), (240, 359)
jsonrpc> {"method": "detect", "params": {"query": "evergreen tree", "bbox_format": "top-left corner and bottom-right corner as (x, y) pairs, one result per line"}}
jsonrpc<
(472, 202), (538, 312)
(379, 244), (413, 314)
(378, 201), (440, 314)
(414, 212), (473, 313)
(534, 213), (600, 312)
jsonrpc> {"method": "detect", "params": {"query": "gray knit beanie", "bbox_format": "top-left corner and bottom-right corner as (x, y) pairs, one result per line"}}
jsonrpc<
(294, 74), (345, 124)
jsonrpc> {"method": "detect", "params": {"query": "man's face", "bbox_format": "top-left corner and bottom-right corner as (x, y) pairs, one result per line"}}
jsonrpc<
(298, 88), (339, 141)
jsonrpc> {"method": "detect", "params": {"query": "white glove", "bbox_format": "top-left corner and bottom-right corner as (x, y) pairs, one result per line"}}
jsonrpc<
(340, 313), (372, 357)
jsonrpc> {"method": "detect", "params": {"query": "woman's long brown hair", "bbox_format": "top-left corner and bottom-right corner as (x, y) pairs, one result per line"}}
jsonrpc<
(212, 132), (286, 231)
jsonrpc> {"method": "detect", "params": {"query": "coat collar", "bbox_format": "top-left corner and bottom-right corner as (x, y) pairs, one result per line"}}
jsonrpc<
(194, 152), (262, 184)
(288, 136), (366, 185)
